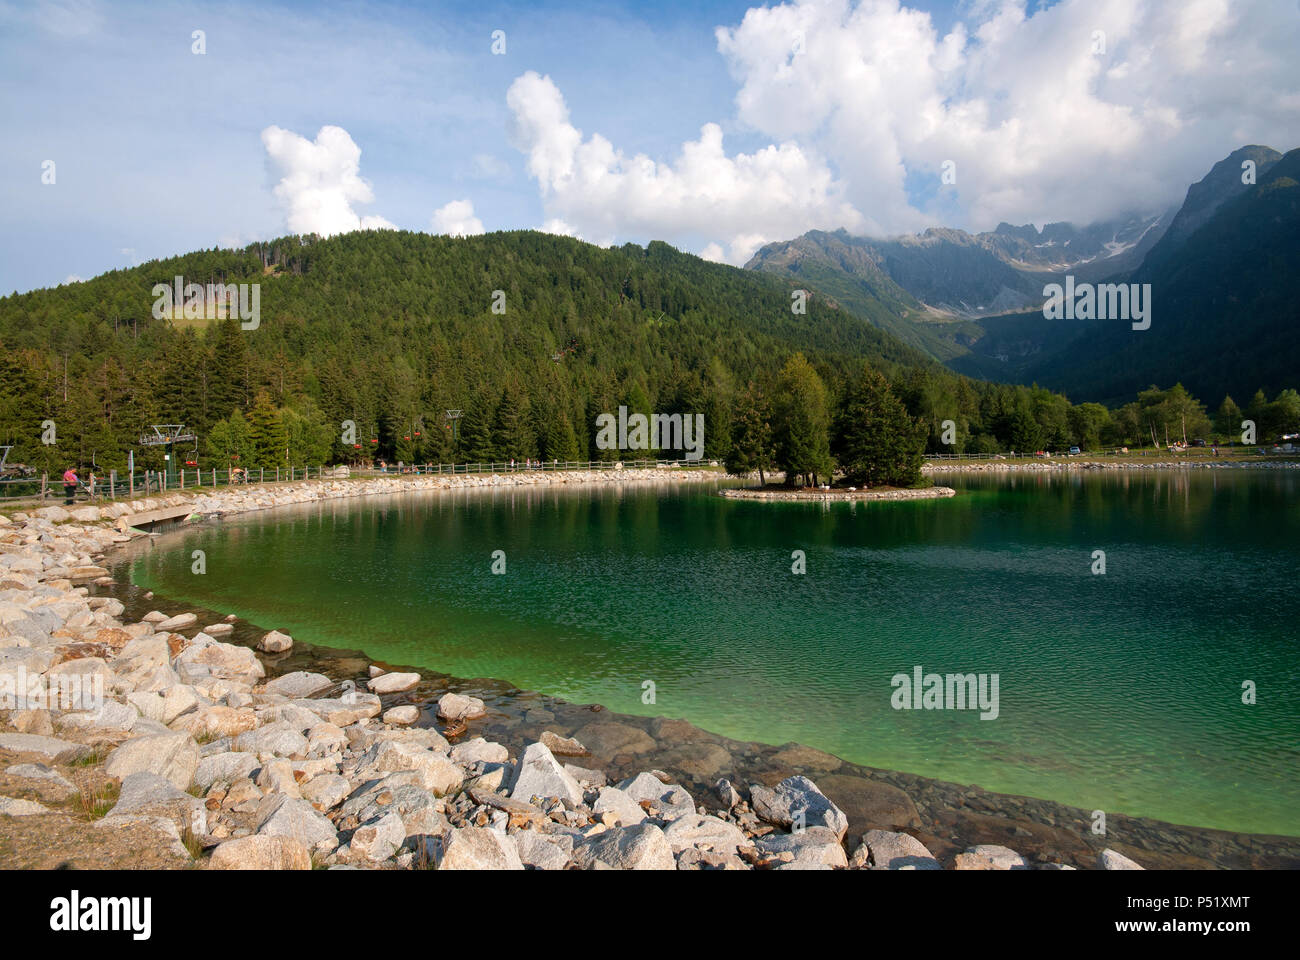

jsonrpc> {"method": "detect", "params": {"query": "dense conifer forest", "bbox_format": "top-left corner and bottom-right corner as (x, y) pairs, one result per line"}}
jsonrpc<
(1, 230), (1294, 483)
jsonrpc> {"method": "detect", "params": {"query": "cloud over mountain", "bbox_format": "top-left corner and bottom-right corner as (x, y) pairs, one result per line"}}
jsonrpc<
(721, 0), (1300, 232)
(506, 69), (864, 264)
(504, 0), (1300, 262)
(431, 199), (485, 237)
(261, 124), (396, 236)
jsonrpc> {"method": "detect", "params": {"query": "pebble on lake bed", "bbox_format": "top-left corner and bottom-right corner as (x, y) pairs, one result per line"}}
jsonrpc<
(383, 706), (419, 726)
(368, 672), (420, 694)
(257, 630), (293, 653)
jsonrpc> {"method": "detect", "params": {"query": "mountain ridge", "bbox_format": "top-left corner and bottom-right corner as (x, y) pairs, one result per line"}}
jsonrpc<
(746, 144), (1296, 403)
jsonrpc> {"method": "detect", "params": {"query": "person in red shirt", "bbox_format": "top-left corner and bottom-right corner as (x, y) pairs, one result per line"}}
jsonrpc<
(62, 467), (78, 505)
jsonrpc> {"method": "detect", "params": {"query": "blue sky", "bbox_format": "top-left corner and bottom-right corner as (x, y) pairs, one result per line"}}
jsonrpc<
(3, 0), (1296, 293)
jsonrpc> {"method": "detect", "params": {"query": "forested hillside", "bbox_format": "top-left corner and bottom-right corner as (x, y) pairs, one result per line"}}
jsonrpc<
(0, 230), (911, 472)
(1, 230), (1286, 480)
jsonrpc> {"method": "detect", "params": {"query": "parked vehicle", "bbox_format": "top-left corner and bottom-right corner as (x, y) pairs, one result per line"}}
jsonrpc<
(1069, 446), (1081, 455)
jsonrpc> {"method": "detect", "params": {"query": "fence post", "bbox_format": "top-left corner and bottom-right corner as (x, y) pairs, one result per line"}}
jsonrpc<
(40, 473), (47, 501)
(180, 470), (184, 490)
(110, 470), (115, 499)
(129, 471), (134, 497)
(260, 468), (264, 484)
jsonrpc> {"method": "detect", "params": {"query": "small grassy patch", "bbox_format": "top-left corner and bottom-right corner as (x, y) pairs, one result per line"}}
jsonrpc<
(74, 775), (119, 821)
(180, 821), (205, 860)
(69, 746), (108, 768)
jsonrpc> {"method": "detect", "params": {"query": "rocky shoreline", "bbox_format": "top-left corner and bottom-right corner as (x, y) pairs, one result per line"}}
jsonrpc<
(2, 470), (1298, 870)
(923, 457), (1300, 474)
(720, 486), (956, 502)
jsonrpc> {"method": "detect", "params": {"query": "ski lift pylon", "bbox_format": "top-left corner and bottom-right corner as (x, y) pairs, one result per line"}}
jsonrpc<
(139, 424), (196, 447)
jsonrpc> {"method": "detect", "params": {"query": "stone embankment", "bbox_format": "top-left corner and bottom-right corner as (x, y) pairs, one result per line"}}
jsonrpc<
(923, 458), (1300, 474)
(46, 467), (721, 529)
(721, 486), (955, 503)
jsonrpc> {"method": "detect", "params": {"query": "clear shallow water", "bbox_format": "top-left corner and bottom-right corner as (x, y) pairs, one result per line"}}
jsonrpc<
(130, 471), (1300, 836)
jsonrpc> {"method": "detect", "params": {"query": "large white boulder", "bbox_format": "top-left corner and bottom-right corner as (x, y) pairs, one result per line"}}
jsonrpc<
(572, 822), (675, 870)
(367, 672), (420, 694)
(104, 732), (199, 790)
(209, 835), (311, 870)
(437, 826), (523, 870)
(509, 742), (584, 806)
(749, 775), (848, 841)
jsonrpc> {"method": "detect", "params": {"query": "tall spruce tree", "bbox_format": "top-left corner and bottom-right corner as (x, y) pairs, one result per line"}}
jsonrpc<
(833, 365), (925, 487)
(772, 353), (834, 487)
(490, 384), (533, 461)
(247, 391), (288, 469)
(726, 381), (775, 486)
(1214, 395), (1243, 439)
(207, 316), (250, 420)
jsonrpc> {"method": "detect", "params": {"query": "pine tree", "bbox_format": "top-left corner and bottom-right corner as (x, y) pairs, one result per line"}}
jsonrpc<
(1271, 389), (1300, 437)
(540, 401), (580, 462)
(833, 365), (925, 487)
(1246, 389), (1270, 439)
(772, 353), (834, 486)
(206, 418), (233, 467)
(247, 391), (287, 469)
(726, 381), (774, 485)
(456, 397), (495, 463)
(227, 410), (255, 469)
(1214, 395), (1243, 439)
(586, 382), (619, 462)
(153, 330), (208, 437)
(207, 317), (250, 420)
(1008, 407), (1043, 454)
(283, 402), (331, 466)
(490, 385), (533, 461)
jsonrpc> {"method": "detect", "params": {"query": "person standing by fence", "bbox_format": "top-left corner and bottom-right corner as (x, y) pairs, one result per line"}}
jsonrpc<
(62, 466), (78, 505)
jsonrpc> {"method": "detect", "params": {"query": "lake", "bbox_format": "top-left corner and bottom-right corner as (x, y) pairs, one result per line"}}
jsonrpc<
(127, 469), (1300, 836)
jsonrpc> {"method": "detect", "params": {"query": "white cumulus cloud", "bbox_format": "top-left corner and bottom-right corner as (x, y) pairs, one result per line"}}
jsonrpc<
(430, 199), (484, 237)
(506, 70), (864, 264)
(540, 218), (579, 239)
(715, 0), (1300, 232)
(502, 1), (1300, 259)
(261, 124), (396, 236)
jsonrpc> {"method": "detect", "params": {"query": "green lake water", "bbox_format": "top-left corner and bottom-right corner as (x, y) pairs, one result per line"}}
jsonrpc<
(128, 470), (1300, 836)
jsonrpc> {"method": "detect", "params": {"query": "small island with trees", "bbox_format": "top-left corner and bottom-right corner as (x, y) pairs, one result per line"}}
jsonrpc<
(721, 353), (956, 502)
